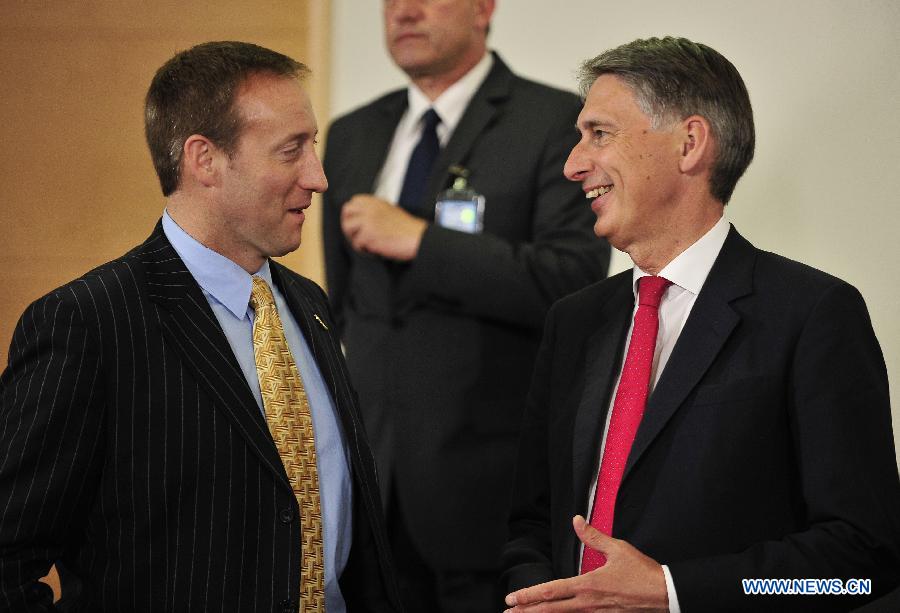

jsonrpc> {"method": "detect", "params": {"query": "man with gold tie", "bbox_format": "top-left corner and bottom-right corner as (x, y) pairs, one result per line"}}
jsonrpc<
(0, 41), (400, 612)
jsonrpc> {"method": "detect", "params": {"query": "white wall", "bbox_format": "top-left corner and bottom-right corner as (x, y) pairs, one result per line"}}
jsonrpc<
(330, 0), (900, 458)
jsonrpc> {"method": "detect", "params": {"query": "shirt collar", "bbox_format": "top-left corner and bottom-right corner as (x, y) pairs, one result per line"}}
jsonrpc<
(632, 214), (731, 297)
(406, 51), (494, 135)
(162, 209), (273, 320)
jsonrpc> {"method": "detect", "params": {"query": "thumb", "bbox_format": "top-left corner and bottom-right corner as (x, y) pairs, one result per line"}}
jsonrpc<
(573, 515), (614, 555)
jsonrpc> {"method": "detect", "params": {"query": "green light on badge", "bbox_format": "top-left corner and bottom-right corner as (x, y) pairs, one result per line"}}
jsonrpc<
(459, 208), (476, 224)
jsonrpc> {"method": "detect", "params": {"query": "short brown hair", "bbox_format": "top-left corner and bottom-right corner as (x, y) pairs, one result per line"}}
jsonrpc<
(578, 37), (754, 204)
(145, 41), (309, 196)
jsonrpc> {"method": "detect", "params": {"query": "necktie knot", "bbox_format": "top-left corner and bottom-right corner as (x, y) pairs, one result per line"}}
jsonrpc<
(421, 108), (441, 132)
(249, 276), (275, 311)
(638, 275), (671, 308)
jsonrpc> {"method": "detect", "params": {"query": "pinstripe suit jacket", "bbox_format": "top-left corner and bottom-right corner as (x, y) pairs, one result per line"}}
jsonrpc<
(0, 222), (401, 612)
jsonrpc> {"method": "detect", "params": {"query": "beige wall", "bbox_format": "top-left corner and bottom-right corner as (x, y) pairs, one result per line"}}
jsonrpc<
(330, 0), (900, 461)
(0, 2), (330, 371)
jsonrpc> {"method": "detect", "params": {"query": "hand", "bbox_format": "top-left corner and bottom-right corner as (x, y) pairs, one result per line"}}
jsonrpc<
(340, 194), (427, 261)
(504, 515), (669, 612)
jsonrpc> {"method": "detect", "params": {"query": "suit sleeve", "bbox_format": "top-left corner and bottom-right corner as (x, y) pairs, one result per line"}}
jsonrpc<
(403, 100), (609, 329)
(669, 282), (900, 612)
(0, 291), (106, 611)
(500, 304), (559, 591)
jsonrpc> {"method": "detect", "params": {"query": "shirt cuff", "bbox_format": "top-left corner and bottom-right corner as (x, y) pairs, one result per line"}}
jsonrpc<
(661, 564), (681, 613)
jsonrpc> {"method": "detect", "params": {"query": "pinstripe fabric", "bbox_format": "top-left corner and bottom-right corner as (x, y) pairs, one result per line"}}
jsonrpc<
(0, 222), (401, 612)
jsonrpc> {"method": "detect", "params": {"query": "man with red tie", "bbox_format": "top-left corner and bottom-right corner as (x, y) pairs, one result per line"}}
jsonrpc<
(501, 36), (900, 611)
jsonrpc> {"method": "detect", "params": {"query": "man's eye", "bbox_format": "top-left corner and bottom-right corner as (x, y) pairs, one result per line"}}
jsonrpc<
(593, 129), (608, 140)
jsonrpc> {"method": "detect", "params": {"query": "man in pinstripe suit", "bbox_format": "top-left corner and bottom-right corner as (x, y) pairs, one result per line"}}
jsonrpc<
(0, 42), (401, 612)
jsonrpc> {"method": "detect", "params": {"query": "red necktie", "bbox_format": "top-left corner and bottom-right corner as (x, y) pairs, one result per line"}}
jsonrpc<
(581, 275), (672, 573)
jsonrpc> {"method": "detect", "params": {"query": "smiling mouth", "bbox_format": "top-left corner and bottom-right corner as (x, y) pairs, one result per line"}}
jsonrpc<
(586, 185), (613, 199)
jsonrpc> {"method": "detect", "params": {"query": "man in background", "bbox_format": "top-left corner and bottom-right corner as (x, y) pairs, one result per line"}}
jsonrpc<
(502, 36), (900, 612)
(0, 41), (400, 612)
(322, 0), (609, 609)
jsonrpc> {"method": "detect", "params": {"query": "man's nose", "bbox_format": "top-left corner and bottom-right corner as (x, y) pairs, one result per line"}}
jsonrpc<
(302, 155), (328, 193)
(388, 0), (425, 22)
(564, 140), (590, 183)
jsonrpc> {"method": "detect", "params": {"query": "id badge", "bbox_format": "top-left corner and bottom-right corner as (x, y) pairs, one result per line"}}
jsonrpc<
(435, 175), (484, 234)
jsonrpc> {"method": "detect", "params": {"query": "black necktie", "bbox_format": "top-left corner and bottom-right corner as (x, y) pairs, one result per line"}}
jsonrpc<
(398, 108), (441, 216)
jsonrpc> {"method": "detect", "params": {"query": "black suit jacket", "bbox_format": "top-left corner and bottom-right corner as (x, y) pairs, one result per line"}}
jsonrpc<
(322, 53), (610, 571)
(0, 223), (402, 612)
(502, 227), (900, 611)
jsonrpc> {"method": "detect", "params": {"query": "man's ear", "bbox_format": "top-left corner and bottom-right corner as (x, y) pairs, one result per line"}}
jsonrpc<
(182, 134), (220, 188)
(678, 115), (713, 175)
(475, 0), (496, 31)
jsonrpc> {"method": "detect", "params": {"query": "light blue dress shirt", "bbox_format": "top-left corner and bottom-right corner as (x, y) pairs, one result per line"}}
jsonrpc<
(162, 211), (351, 612)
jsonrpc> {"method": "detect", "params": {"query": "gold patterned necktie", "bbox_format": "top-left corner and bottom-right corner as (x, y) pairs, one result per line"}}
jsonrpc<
(249, 276), (326, 611)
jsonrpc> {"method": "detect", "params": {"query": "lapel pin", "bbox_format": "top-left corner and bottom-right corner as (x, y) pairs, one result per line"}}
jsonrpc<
(314, 314), (329, 331)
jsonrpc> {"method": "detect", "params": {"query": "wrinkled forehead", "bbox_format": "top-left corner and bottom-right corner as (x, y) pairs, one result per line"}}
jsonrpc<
(578, 74), (652, 125)
(584, 74), (644, 106)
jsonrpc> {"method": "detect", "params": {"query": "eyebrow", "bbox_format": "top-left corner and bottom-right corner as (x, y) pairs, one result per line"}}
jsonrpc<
(274, 129), (317, 149)
(578, 119), (616, 131)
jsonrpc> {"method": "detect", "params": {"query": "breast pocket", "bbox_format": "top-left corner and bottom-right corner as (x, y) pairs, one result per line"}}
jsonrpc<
(691, 375), (782, 408)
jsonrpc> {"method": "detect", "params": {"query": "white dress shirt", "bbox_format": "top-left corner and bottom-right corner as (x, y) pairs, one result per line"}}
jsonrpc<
(373, 52), (494, 203)
(580, 215), (731, 613)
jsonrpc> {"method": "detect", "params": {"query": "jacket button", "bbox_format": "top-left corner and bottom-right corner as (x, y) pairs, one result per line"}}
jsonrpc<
(279, 507), (294, 523)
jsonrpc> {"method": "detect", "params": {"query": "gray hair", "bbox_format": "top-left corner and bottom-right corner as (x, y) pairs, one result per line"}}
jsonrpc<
(577, 36), (754, 204)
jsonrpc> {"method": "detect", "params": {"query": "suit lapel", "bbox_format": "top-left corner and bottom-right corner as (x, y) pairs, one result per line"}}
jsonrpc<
(623, 227), (755, 479)
(353, 92), (409, 302)
(270, 264), (357, 444)
(270, 263), (331, 380)
(141, 224), (289, 487)
(393, 54), (513, 309)
(272, 264), (389, 528)
(366, 91), (409, 193)
(423, 52), (513, 210)
(571, 274), (634, 512)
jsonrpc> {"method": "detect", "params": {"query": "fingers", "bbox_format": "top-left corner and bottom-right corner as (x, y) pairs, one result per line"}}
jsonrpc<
(342, 194), (389, 218)
(503, 598), (580, 613)
(339, 194), (425, 260)
(505, 576), (580, 608)
(573, 515), (615, 558)
(339, 213), (364, 252)
(503, 521), (615, 610)
(340, 196), (377, 251)
(505, 525), (667, 612)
